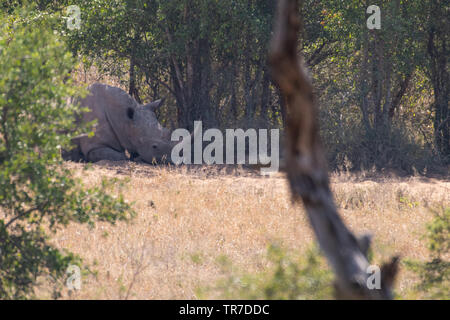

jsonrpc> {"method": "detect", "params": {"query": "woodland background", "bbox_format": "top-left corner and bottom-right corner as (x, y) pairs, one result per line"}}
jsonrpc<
(4, 0), (448, 173)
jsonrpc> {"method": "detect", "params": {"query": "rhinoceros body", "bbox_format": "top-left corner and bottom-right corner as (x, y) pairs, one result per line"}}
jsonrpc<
(67, 83), (174, 164)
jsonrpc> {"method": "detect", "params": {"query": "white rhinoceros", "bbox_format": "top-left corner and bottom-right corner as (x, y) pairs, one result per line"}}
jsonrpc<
(66, 83), (175, 164)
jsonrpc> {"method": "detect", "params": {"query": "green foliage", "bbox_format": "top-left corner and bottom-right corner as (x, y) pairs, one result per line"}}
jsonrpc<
(17, 1), (446, 171)
(59, 0), (447, 171)
(0, 7), (133, 299)
(405, 207), (450, 299)
(310, 0), (442, 172)
(63, 0), (280, 130)
(205, 245), (333, 300)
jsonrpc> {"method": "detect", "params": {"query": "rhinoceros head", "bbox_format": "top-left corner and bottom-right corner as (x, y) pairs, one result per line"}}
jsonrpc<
(125, 99), (175, 164)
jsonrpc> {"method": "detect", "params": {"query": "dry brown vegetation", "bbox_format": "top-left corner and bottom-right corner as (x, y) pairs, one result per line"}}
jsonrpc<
(39, 162), (449, 299)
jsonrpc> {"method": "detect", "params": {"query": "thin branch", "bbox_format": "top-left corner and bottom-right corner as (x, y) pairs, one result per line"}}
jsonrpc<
(389, 72), (413, 119)
(5, 202), (47, 228)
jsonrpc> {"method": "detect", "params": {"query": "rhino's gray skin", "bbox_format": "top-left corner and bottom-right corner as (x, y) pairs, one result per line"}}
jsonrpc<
(70, 83), (174, 164)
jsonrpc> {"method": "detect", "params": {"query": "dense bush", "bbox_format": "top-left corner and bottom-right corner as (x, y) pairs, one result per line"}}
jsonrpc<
(0, 7), (133, 299)
(60, 0), (448, 172)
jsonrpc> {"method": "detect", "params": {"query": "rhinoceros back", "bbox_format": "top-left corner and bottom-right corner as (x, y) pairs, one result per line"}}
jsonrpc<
(77, 83), (136, 159)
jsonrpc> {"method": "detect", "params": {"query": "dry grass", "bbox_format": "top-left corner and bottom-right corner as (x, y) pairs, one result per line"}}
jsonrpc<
(40, 162), (449, 299)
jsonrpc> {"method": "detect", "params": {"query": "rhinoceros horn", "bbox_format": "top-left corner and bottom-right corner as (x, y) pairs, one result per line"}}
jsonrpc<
(143, 98), (165, 112)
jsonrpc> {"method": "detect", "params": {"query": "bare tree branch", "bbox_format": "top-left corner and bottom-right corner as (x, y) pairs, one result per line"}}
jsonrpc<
(389, 72), (413, 119)
(5, 204), (46, 229)
(269, 0), (399, 300)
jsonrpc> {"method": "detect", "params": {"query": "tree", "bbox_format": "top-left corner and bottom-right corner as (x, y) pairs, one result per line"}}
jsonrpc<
(66, 0), (282, 131)
(303, 0), (437, 171)
(423, 1), (449, 164)
(0, 7), (133, 299)
(43, 0), (446, 172)
(269, 0), (398, 299)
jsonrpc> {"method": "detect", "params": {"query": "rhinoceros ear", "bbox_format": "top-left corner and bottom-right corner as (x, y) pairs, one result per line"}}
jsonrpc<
(143, 98), (165, 112)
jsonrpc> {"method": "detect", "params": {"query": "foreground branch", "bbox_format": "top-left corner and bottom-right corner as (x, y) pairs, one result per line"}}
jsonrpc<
(269, 0), (398, 299)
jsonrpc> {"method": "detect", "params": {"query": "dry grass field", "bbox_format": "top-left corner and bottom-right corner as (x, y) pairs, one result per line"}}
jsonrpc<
(38, 161), (449, 299)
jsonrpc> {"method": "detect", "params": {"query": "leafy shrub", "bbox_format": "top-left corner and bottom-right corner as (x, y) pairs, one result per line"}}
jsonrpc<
(204, 244), (333, 300)
(405, 207), (449, 299)
(0, 7), (133, 299)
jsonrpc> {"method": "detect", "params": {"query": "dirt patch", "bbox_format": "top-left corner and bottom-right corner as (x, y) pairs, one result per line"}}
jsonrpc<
(70, 160), (283, 180)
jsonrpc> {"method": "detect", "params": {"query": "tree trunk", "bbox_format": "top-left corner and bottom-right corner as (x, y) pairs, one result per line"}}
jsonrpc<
(129, 32), (141, 104)
(269, 0), (398, 299)
(427, 15), (449, 163)
(260, 68), (271, 123)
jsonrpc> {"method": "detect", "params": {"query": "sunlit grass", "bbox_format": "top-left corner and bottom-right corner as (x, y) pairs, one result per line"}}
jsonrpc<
(39, 161), (449, 299)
